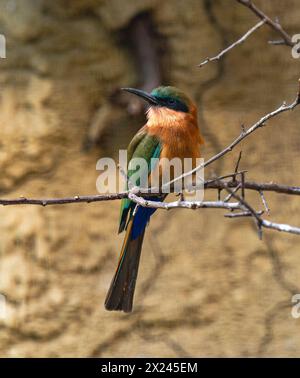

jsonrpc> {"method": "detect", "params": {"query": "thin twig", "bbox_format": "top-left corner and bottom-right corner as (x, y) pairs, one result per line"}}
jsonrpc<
(129, 190), (300, 236)
(205, 180), (300, 196)
(128, 192), (242, 211)
(224, 184), (241, 202)
(0, 193), (130, 207)
(236, 0), (294, 47)
(224, 210), (264, 218)
(198, 19), (266, 67)
(268, 39), (286, 46)
(221, 183), (300, 237)
(204, 169), (248, 185)
(234, 151), (243, 176)
(221, 182), (264, 238)
(241, 171), (245, 199)
(259, 190), (270, 215)
(262, 220), (300, 235)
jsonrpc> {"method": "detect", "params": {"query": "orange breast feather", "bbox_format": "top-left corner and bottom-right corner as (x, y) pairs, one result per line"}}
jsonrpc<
(147, 106), (203, 160)
(146, 106), (204, 185)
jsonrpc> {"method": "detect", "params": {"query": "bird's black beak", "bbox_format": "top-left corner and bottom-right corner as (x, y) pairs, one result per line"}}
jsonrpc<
(121, 88), (158, 105)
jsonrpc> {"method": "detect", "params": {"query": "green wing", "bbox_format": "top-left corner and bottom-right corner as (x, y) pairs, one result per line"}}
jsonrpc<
(118, 128), (161, 233)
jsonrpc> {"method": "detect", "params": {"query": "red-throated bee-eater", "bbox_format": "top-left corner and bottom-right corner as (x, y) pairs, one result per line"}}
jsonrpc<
(105, 86), (204, 312)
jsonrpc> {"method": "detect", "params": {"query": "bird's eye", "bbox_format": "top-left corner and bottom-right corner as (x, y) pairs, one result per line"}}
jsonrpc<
(168, 98), (175, 105)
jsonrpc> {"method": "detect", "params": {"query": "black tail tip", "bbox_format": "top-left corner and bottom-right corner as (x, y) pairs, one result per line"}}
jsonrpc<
(104, 300), (133, 313)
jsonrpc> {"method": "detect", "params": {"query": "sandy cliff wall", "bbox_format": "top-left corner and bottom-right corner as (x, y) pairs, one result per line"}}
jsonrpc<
(0, 0), (299, 357)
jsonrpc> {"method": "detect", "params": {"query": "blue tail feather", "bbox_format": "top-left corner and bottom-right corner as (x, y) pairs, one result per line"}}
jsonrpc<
(131, 197), (160, 240)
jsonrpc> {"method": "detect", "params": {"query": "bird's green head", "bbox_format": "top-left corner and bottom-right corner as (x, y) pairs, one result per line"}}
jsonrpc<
(122, 86), (192, 113)
(150, 86), (191, 113)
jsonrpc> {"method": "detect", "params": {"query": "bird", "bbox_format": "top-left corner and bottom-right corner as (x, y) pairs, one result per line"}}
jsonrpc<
(105, 86), (204, 312)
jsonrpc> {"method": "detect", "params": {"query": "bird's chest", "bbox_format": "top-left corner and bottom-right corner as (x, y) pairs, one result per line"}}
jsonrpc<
(147, 107), (201, 159)
(159, 126), (200, 160)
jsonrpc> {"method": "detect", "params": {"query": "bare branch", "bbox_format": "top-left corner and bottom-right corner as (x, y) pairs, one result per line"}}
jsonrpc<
(0, 193), (130, 207)
(224, 184), (242, 202)
(259, 190), (270, 215)
(198, 19), (266, 67)
(199, 0), (296, 68)
(0, 181), (300, 236)
(204, 91), (300, 167)
(221, 183), (300, 237)
(205, 180), (300, 196)
(130, 189), (300, 237)
(268, 39), (286, 46)
(234, 151), (243, 176)
(224, 210), (264, 218)
(262, 220), (300, 235)
(128, 192), (241, 211)
(0, 177), (300, 208)
(205, 170), (248, 185)
(165, 79), (300, 189)
(236, 0), (294, 47)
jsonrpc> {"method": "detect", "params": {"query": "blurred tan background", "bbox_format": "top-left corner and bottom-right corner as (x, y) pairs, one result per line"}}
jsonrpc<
(0, 0), (299, 357)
